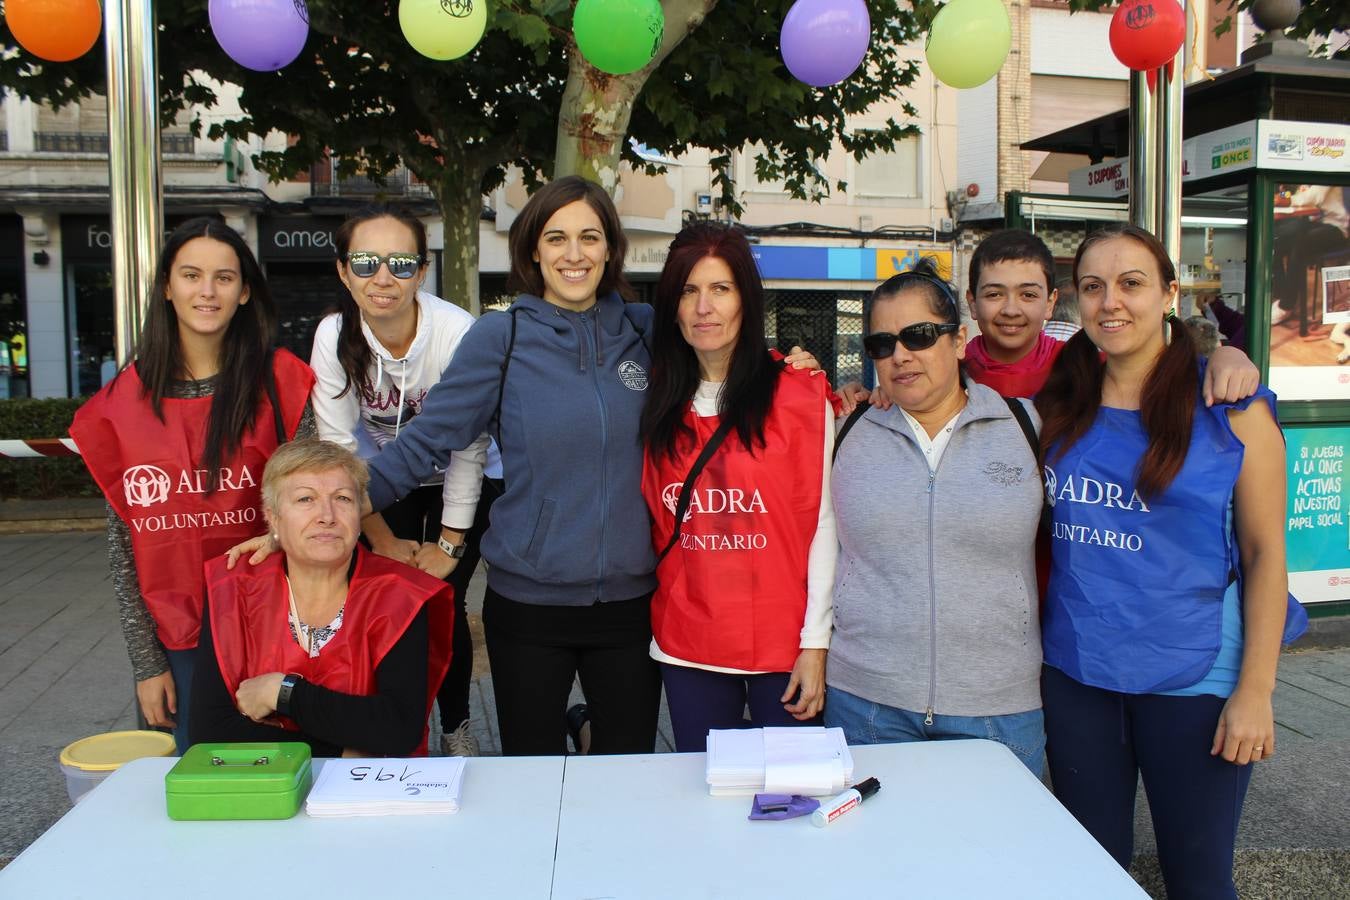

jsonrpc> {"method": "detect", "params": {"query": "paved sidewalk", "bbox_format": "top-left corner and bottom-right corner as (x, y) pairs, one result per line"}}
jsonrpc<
(0, 530), (1346, 896)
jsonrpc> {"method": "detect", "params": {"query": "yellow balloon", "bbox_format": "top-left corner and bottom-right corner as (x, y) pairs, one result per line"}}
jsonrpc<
(925, 0), (1012, 90)
(400, 0), (488, 61)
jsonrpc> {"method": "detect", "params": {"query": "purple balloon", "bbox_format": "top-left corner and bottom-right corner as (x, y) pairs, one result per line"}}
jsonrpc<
(209, 0), (310, 72)
(780, 0), (871, 87)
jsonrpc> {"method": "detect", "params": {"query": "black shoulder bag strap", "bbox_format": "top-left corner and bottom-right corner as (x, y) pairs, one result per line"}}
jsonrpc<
(264, 350), (286, 444)
(656, 415), (738, 564)
(1003, 396), (1050, 531)
(831, 404), (870, 465)
(492, 309), (520, 461)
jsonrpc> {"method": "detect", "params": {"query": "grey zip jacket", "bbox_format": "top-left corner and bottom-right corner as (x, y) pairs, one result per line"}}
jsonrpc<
(828, 382), (1043, 717)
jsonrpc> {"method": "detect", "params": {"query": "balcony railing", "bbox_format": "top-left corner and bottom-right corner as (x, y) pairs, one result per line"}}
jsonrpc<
(310, 160), (432, 198)
(33, 132), (195, 154)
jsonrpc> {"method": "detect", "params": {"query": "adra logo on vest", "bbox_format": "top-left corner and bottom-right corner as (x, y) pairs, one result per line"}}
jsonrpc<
(1042, 464), (1151, 512)
(122, 464), (259, 504)
(662, 483), (768, 522)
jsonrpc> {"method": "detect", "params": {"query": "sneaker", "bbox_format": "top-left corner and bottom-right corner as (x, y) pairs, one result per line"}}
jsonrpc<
(440, 720), (480, 757)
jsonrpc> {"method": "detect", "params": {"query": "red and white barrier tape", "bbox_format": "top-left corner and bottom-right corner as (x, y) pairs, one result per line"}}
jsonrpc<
(0, 438), (81, 458)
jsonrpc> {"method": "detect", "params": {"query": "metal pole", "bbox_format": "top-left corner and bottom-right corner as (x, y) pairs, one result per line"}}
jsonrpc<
(104, 0), (162, 365)
(1127, 71), (1158, 233)
(1155, 43), (1185, 279)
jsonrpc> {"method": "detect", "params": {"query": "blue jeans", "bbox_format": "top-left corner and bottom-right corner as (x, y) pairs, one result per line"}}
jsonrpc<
(824, 685), (1045, 777)
(164, 648), (196, 755)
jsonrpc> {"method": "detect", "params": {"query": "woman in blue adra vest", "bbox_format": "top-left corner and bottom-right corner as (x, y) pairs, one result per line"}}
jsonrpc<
(1035, 224), (1305, 900)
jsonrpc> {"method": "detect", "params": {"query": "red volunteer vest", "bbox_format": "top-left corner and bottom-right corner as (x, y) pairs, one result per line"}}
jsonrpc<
(204, 547), (453, 756)
(642, 366), (828, 672)
(70, 350), (313, 650)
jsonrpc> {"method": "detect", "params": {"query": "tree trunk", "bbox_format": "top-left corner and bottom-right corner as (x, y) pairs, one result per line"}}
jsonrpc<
(554, 0), (718, 190)
(431, 160), (488, 315)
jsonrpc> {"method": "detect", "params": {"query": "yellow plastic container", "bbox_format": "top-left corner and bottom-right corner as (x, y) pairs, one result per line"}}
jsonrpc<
(59, 730), (177, 803)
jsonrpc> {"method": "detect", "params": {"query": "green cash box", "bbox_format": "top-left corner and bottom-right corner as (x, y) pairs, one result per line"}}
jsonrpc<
(165, 742), (312, 820)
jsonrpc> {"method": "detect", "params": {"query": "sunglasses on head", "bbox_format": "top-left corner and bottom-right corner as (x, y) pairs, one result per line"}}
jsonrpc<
(862, 322), (960, 359)
(344, 251), (424, 280)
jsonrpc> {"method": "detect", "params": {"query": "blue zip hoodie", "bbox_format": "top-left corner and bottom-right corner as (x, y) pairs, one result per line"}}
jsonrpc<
(366, 291), (657, 606)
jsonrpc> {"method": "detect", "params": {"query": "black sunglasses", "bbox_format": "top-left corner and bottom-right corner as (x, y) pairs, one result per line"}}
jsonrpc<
(862, 322), (960, 359)
(344, 251), (424, 280)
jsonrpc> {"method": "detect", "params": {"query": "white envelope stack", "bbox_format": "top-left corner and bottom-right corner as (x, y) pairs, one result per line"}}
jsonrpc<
(705, 727), (854, 797)
(306, 757), (467, 817)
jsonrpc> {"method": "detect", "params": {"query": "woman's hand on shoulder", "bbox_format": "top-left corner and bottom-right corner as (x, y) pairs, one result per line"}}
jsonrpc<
(413, 541), (458, 579)
(236, 672), (285, 722)
(224, 532), (277, 569)
(834, 381), (891, 416)
(1204, 345), (1260, 406)
(782, 648), (828, 721)
(1212, 684), (1275, 765)
(370, 535), (421, 566)
(784, 346), (822, 372)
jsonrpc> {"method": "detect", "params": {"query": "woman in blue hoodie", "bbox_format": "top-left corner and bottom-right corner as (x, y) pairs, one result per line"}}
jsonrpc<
(345, 177), (661, 755)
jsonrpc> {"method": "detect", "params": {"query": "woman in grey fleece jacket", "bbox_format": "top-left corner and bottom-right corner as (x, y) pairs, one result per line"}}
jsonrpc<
(824, 260), (1047, 775)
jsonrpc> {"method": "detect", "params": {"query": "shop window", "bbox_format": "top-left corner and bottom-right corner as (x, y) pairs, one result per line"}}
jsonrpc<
(1269, 182), (1350, 401)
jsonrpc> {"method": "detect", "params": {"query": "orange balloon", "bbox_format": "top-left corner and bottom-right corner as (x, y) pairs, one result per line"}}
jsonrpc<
(8, 0), (102, 63)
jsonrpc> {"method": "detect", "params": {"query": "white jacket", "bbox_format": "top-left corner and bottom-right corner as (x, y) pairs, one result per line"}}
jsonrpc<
(310, 292), (493, 529)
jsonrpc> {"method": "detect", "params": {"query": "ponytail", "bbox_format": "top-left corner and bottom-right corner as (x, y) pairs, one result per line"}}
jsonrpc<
(1135, 312), (1198, 498)
(333, 292), (374, 401)
(1036, 328), (1104, 465)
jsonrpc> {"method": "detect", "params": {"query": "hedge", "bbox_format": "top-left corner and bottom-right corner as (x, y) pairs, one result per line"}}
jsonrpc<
(0, 397), (99, 499)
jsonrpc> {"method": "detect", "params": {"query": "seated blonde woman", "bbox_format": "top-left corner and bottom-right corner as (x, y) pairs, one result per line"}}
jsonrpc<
(189, 439), (451, 756)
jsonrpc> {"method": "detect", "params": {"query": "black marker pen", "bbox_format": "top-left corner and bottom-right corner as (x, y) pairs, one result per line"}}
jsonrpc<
(811, 777), (880, 827)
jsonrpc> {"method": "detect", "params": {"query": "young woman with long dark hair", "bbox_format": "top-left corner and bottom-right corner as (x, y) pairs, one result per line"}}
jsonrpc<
(71, 217), (314, 752)
(1036, 224), (1305, 898)
(639, 223), (834, 751)
(309, 204), (496, 756)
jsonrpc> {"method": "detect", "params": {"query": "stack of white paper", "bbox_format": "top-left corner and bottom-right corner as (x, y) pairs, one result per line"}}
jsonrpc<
(305, 757), (467, 817)
(705, 727), (853, 797)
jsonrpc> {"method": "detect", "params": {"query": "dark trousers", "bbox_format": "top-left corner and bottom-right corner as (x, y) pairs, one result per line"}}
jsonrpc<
(660, 663), (815, 753)
(482, 587), (661, 757)
(1042, 665), (1253, 900)
(379, 477), (501, 730)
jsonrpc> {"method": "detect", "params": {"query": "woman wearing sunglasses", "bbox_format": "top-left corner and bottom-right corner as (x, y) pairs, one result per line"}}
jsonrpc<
(639, 224), (835, 751)
(305, 204), (495, 757)
(824, 257), (1048, 774)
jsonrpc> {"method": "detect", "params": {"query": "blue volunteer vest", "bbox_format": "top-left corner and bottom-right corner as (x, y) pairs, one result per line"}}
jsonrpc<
(1042, 383), (1306, 693)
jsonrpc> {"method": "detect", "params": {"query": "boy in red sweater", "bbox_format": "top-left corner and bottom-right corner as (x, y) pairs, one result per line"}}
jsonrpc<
(840, 229), (1258, 408)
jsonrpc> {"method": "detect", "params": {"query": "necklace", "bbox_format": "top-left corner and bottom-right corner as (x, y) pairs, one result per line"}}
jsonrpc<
(284, 575), (314, 656)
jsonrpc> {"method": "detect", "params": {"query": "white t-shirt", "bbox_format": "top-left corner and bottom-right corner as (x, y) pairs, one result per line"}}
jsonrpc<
(310, 292), (495, 529)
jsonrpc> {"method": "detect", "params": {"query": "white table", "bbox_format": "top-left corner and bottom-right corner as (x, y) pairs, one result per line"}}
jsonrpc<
(552, 740), (1146, 900)
(1, 740), (1145, 899)
(0, 756), (564, 900)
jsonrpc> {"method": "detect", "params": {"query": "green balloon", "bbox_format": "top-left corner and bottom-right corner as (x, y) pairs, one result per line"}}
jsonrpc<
(400, 0), (488, 61)
(573, 0), (665, 76)
(925, 0), (1012, 90)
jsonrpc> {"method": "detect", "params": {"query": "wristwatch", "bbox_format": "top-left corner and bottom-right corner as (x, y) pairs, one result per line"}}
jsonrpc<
(277, 673), (301, 716)
(437, 535), (467, 559)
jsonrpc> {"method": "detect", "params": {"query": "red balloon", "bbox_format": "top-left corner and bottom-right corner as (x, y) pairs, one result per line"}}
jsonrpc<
(1109, 0), (1185, 72)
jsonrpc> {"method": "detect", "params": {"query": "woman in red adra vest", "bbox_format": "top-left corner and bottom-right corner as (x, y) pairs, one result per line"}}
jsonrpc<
(190, 440), (451, 756)
(640, 224), (837, 752)
(71, 218), (315, 753)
